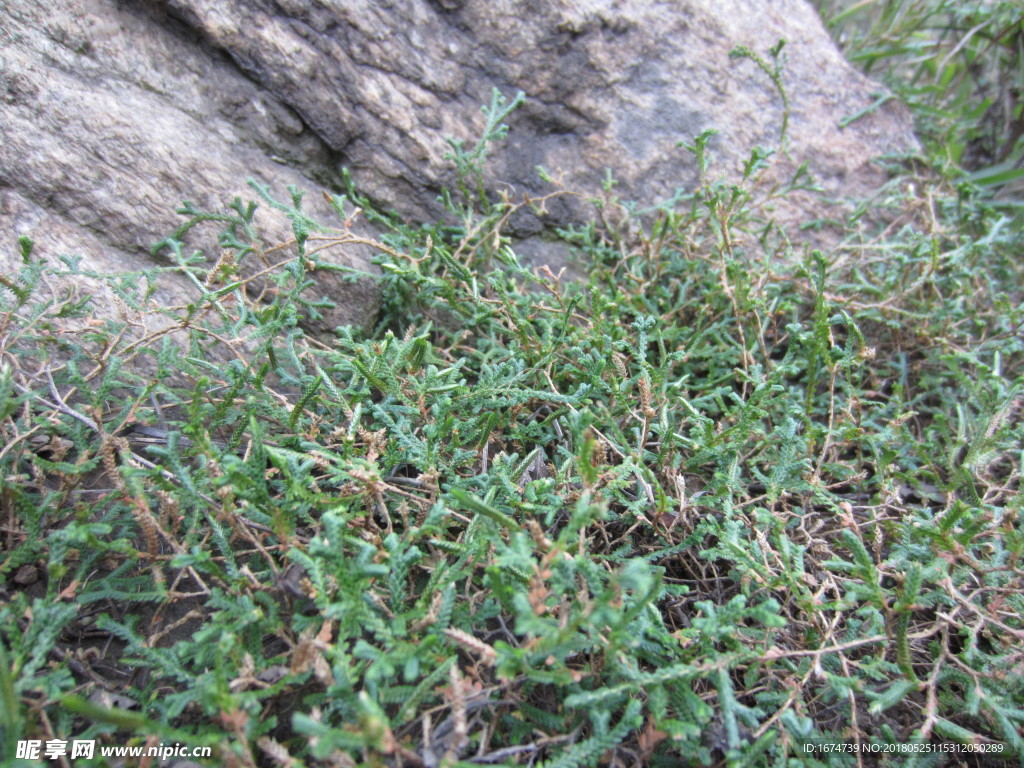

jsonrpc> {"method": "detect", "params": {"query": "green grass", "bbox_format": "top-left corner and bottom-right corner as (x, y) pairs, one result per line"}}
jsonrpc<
(1, 9), (1023, 767)
(815, 0), (1024, 200)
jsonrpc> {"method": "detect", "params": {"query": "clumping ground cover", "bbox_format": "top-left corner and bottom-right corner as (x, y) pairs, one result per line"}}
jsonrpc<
(1, 2), (1023, 766)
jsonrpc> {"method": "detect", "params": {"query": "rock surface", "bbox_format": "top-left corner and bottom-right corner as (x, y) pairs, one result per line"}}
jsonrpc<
(2, 0), (919, 346)
(0, 0), (379, 344)
(159, 0), (917, 231)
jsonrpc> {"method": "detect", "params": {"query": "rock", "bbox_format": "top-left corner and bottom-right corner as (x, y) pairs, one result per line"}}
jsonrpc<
(160, 0), (918, 244)
(2, 0), (919, 355)
(0, 0), (380, 357)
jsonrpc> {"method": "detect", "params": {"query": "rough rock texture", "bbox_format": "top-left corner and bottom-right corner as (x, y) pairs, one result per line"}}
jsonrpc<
(158, 0), (918, 233)
(0, 0), (379, 342)
(1, 0), (919, 348)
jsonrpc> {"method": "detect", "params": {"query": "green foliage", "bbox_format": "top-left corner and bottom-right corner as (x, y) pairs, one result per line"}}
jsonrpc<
(729, 40), (791, 147)
(2, 30), (1023, 768)
(816, 0), (1024, 205)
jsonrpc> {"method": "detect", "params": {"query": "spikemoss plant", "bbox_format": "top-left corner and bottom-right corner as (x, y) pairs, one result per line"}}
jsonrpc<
(1, 79), (1022, 768)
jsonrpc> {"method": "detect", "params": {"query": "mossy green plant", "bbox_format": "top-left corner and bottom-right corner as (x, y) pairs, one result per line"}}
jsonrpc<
(2, 25), (1023, 767)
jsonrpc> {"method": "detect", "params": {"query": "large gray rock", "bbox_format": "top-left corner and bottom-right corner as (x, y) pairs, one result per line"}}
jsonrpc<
(0, 0), (379, 348)
(2, 0), (919, 354)
(159, 0), (918, 237)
